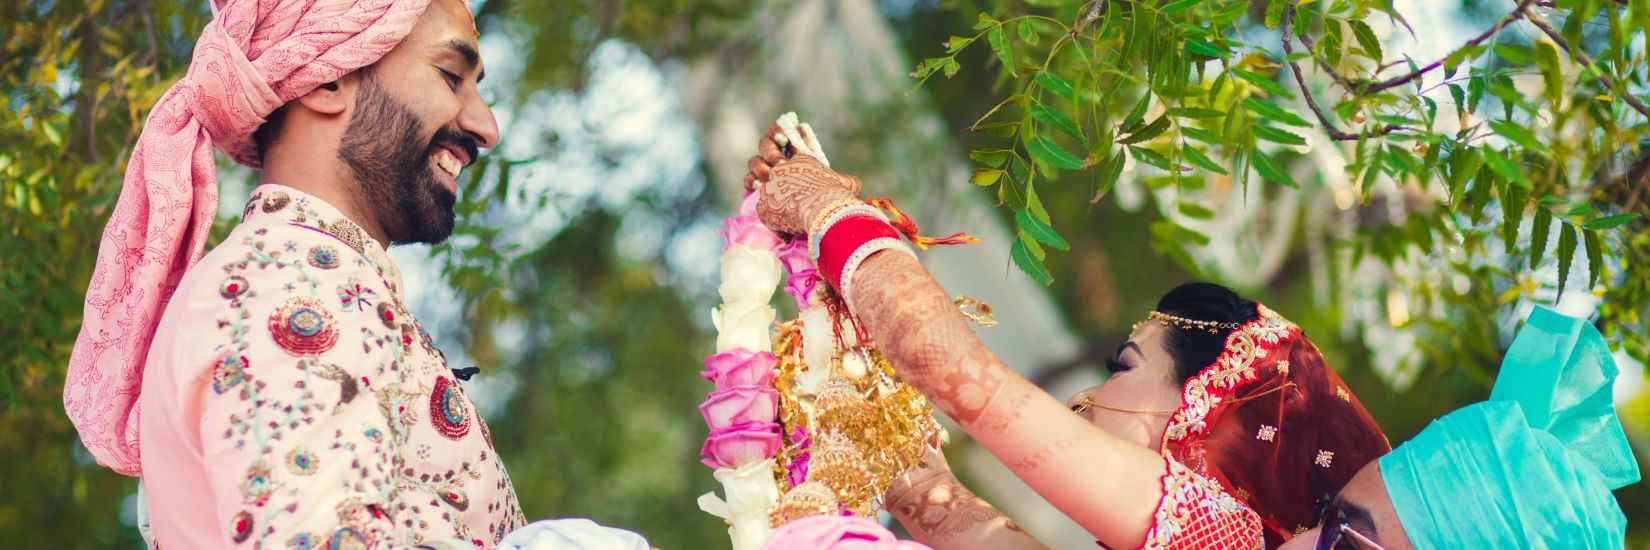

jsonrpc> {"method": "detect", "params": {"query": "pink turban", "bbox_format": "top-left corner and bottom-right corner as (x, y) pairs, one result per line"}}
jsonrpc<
(65, 0), (447, 476)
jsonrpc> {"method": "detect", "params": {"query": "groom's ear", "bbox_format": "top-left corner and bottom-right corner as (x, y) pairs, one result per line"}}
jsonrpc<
(293, 73), (358, 117)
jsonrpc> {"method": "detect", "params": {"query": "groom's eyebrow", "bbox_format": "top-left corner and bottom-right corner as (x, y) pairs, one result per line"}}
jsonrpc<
(442, 39), (485, 83)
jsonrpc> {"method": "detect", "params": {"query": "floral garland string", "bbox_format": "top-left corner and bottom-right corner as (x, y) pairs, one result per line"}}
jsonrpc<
(697, 113), (947, 550)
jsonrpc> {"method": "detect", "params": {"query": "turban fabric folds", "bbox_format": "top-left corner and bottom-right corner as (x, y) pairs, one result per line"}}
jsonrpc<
(1380, 306), (1641, 549)
(65, 0), (439, 476)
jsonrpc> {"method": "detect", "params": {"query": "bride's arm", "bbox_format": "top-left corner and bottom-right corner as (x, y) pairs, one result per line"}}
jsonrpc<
(885, 450), (1048, 550)
(749, 148), (1169, 548)
(848, 250), (1166, 547)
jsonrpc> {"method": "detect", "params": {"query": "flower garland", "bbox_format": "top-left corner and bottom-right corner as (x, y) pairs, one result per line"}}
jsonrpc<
(697, 113), (946, 550)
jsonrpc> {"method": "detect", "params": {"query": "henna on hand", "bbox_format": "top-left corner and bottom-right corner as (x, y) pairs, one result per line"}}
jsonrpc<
(755, 154), (858, 234)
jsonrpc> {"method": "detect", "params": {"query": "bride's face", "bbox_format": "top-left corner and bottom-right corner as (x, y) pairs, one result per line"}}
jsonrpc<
(1065, 323), (1184, 451)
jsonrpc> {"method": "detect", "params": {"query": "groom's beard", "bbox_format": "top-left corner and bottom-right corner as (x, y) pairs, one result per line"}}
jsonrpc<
(337, 72), (466, 246)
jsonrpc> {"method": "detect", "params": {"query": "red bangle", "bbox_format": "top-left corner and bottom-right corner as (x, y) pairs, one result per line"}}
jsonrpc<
(817, 215), (899, 291)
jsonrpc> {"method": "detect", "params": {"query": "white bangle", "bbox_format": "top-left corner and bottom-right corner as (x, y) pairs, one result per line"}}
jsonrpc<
(839, 237), (916, 311)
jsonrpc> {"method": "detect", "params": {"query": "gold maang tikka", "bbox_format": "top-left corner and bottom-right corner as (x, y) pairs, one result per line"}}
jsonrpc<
(1132, 311), (1242, 334)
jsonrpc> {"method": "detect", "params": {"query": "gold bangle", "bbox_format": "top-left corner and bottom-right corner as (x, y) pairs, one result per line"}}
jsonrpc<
(806, 197), (865, 237)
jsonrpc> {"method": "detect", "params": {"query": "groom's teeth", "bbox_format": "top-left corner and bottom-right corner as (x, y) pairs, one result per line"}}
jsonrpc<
(433, 149), (461, 177)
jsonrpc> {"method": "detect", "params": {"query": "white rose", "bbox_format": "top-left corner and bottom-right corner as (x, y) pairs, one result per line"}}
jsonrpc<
(715, 459), (780, 550)
(719, 245), (781, 305)
(714, 301), (776, 352)
(796, 306), (833, 394)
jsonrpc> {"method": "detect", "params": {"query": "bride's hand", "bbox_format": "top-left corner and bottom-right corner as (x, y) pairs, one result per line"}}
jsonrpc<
(885, 445), (955, 507)
(743, 124), (862, 235)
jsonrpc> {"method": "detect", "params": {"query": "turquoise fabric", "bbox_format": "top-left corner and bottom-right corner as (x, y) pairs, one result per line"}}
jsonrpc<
(1380, 306), (1641, 549)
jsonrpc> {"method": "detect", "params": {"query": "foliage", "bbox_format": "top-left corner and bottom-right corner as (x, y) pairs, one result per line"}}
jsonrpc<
(917, 0), (1650, 368)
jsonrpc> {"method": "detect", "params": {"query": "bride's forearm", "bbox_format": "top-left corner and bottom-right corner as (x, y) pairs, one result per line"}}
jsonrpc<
(848, 250), (1167, 547)
(886, 471), (1048, 550)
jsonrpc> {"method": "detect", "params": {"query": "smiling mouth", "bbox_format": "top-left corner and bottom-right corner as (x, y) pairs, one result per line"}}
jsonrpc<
(431, 147), (463, 179)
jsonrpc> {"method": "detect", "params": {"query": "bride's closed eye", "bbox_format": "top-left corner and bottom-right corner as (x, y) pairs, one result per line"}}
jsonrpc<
(1105, 358), (1131, 374)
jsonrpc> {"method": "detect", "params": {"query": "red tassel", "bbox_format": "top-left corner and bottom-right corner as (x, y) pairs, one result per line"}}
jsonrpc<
(865, 197), (979, 250)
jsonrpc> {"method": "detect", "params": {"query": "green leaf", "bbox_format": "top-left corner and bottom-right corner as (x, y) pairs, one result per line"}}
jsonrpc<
(1556, 223), (1577, 299)
(1230, 69), (1296, 100)
(1118, 114), (1170, 144)
(1243, 98), (1311, 127)
(1031, 104), (1087, 146)
(1025, 0), (1085, 5)
(1186, 40), (1225, 59)
(1249, 150), (1297, 187)
(971, 122), (1020, 137)
(1129, 146), (1174, 171)
(988, 25), (1015, 75)
(1181, 143), (1229, 175)
(1348, 19), (1382, 61)
(970, 168), (1005, 186)
(1447, 146), (1483, 205)
(1500, 178), (1526, 255)
(1161, 0), (1202, 14)
(1017, 19), (1040, 46)
(1492, 44), (1534, 65)
(1582, 213), (1639, 230)
(946, 36), (974, 53)
(1017, 209), (1070, 251)
(41, 123), (62, 147)
(1027, 136), (1085, 170)
(1482, 148), (1533, 189)
(1584, 229), (1603, 287)
(1168, 107), (1225, 119)
(1487, 119), (1549, 155)
(969, 149), (1011, 167)
(974, 13), (999, 30)
(1123, 92), (1153, 130)
(1034, 72), (1075, 101)
(1253, 125), (1307, 146)
(1011, 235), (1055, 285)
(1093, 148), (1125, 202)
(1530, 207), (1552, 269)
(1178, 201), (1216, 219)
(1535, 40), (1564, 105)
(1265, 0), (1289, 29)
(1182, 127), (1223, 144)
(1027, 183), (1052, 226)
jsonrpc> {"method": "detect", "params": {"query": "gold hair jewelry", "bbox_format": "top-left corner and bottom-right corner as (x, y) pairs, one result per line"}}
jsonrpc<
(1133, 311), (1242, 334)
(1074, 396), (1178, 416)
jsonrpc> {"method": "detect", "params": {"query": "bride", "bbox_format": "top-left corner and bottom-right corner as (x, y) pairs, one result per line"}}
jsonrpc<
(742, 127), (1390, 549)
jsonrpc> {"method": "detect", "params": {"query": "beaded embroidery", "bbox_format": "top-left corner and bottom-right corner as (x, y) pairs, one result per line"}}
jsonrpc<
(231, 511), (254, 543)
(1162, 305), (1297, 445)
(1141, 458), (1264, 550)
(308, 245), (341, 269)
(269, 297), (339, 356)
(430, 376), (471, 440)
(212, 354), (248, 395)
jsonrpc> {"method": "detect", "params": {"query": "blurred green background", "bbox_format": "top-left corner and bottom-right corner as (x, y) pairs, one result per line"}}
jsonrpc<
(3, 0), (1646, 547)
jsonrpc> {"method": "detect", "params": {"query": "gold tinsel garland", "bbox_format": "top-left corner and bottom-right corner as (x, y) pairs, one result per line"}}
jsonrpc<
(766, 299), (945, 525)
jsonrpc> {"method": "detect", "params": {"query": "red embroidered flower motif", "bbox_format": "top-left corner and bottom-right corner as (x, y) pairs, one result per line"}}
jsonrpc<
(430, 376), (471, 440)
(212, 354), (248, 395)
(242, 460), (277, 506)
(376, 302), (399, 329)
(269, 297), (338, 356)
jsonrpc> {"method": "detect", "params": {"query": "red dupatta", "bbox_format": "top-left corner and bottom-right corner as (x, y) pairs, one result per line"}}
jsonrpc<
(1158, 304), (1390, 548)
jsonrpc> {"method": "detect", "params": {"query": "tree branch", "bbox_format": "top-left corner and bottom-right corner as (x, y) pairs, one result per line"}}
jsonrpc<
(1072, 0), (1107, 36)
(1526, 13), (1650, 119)
(1345, 0), (1537, 95)
(1280, 8), (1404, 141)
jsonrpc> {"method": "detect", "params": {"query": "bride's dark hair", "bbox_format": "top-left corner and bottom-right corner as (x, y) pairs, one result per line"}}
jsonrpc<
(1154, 282), (1260, 384)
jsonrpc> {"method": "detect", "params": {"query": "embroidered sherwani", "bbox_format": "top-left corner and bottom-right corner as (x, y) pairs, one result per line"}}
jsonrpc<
(138, 184), (524, 549)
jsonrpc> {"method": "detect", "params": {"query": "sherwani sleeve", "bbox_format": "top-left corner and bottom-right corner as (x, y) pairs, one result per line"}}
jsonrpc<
(193, 228), (421, 548)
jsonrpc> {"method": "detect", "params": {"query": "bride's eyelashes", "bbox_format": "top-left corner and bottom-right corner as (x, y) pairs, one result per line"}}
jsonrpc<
(1104, 358), (1131, 374)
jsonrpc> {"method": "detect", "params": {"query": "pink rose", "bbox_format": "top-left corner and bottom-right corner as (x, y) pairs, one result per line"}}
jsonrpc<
(721, 215), (783, 253)
(784, 272), (821, 312)
(699, 386), (780, 431)
(776, 236), (814, 276)
(739, 190), (761, 217)
(701, 421), (782, 470)
(701, 349), (778, 389)
(761, 516), (932, 549)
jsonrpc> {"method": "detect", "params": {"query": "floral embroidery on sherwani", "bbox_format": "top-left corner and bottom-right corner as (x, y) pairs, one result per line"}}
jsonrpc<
(143, 185), (524, 548)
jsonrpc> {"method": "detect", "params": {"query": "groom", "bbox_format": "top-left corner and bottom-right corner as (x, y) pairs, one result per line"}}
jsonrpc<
(65, 1), (644, 548)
